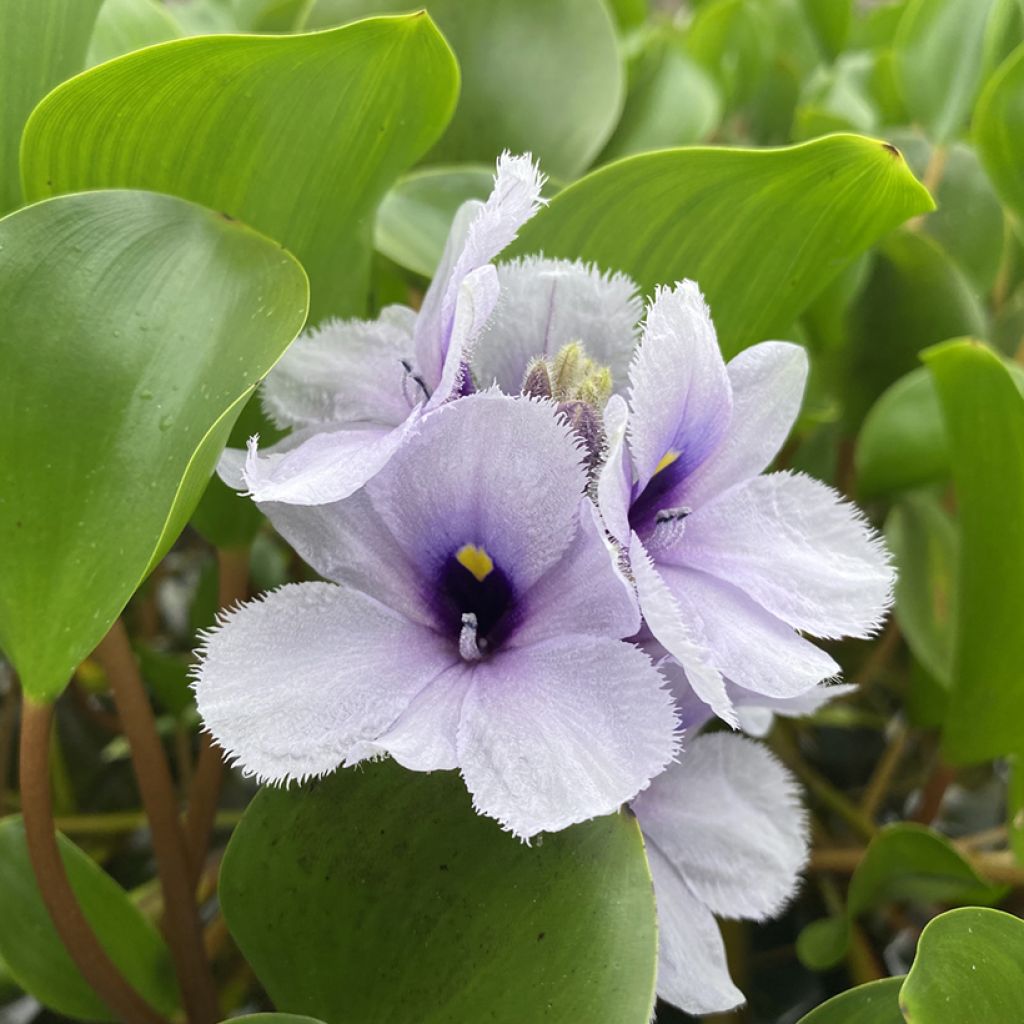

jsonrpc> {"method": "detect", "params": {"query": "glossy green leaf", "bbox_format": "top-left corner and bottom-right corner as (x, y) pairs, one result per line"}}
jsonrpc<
(796, 977), (905, 1023)
(856, 369), (950, 496)
(302, 0), (623, 181)
(901, 908), (1024, 1022)
(375, 165), (493, 279)
(0, 0), (102, 213)
(843, 230), (986, 425)
(894, 0), (1015, 144)
(798, 823), (1005, 969)
(599, 26), (721, 162)
(87, 0), (182, 67)
(511, 134), (933, 358)
(925, 339), (1024, 763)
(800, 0), (852, 60)
(975, 43), (1024, 222)
(21, 14), (458, 322)
(886, 493), (958, 687)
(0, 190), (307, 701)
(220, 761), (658, 1024)
(0, 816), (180, 1020)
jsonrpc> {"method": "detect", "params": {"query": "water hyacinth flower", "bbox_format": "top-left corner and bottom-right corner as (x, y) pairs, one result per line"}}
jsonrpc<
(631, 732), (807, 1015)
(230, 151), (546, 505)
(195, 392), (679, 839)
(598, 281), (894, 724)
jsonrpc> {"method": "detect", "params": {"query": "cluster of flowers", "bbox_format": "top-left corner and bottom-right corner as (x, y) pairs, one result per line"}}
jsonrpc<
(195, 154), (893, 1014)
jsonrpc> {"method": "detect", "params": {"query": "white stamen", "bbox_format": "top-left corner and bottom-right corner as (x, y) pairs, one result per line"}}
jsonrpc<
(459, 612), (485, 661)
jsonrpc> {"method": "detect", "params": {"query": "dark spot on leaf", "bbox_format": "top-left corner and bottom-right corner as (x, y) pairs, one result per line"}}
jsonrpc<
(439, 863), (448, 871)
(537, 932), (545, 941)
(219, 211), (236, 221)
(882, 142), (901, 159)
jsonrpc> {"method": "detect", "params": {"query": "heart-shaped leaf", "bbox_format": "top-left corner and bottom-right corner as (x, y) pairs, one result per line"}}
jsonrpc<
(796, 977), (905, 1023)
(0, 0), (102, 213)
(510, 134), (934, 357)
(220, 761), (658, 1024)
(301, 0), (623, 181)
(0, 190), (307, 701)
(900, 908), (1024, 1022)
(0, 816), (180, 1021)
(21, 13), (458, 321)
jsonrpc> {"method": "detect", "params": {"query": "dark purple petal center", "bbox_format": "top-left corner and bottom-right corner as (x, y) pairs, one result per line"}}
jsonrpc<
(435, 549), (517, 656)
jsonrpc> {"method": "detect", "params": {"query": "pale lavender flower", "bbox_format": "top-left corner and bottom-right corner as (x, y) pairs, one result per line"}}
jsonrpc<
(631, 731), (807, 1015)
(195, 392), (678, 840)
(223, 152), (546, 505)
(598, 280), (894, 725)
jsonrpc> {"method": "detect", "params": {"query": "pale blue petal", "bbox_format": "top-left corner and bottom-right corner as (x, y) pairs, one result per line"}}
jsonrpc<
(369, 392), (586, 593)
(629, 534), (735, 726)
(595, 394), (633, 546)
(683, 341), (808, 507)
(634, 733), (808, 921)
(510, 500), (639, 647)
(657, 565), (840, 698)
(415, 153), (545, 390)
(193, 582), (456, 785)
(457, 636), (678, 839)
(242, 411), (422, 505)
(627, 281), (732, 495)
(668, 471), (895, 638)
(260, 305), (417, 431)
(472, 256), (641, 394)
(645, 843), (743, 1015)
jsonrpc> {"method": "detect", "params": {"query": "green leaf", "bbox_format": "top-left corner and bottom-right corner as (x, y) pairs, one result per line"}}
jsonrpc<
(794, 53), (880, 141)
(220, 761), (658, 1024)
(374, 165), (494, 280)
(893, 0), (1009, 143)
(0, 190), (307, 702)
(599, 26), (721, 162)
(511, 134), (934, 358)
(228, 1017), (327, 1024)
(901, 908), (1024, 1022)
(925, 339), (1024, 763)
(799, 0), (852, 61)
(21, 14), (458, 322)
(975, 42), (1024, 222)
(302, 0), (623, 182)
(796, 977), (905, 1023)
(798, 823), (1006, 970)
(886, 492), (959, 688)
(0, 0), (102, 214)
(842, 230), (986, 425)
(87, 0), (182, 67)
(0, 816), (180, 1021)
(685, 0), (771, 110)
(855, 369), (950, 496)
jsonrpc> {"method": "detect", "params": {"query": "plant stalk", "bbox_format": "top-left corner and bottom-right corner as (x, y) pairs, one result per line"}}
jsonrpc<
(19, 697), (171, 1024)
(95, 620), (219, 1024)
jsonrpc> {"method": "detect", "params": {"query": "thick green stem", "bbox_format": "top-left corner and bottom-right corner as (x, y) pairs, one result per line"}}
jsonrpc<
(19, 697), (171, 1024)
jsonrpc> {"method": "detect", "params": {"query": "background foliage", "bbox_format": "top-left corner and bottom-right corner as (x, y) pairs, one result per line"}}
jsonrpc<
(1, 0), (1024, 1022)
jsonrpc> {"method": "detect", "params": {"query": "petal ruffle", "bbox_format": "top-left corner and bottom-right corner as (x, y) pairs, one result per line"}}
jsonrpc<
(683, 341), (807, 507)
(670, 471), (894, 638)
(646, 843), (744, 1016)
(633, 732), (808, 921)
(260, 305), (417, 431)
(471, 256), (641, 394)
(627, 280), (732, 495)
(658, 565), (840, 699)
(595, 394), (633, 547)
(457, 636), (678, 839)
(415, 153), (545, 390)
(193, 582), (455, 784)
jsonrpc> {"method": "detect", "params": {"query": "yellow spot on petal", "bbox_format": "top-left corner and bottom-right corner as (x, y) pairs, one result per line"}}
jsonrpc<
(456, 544), (494, 582)
(653, 450), (680, 476)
